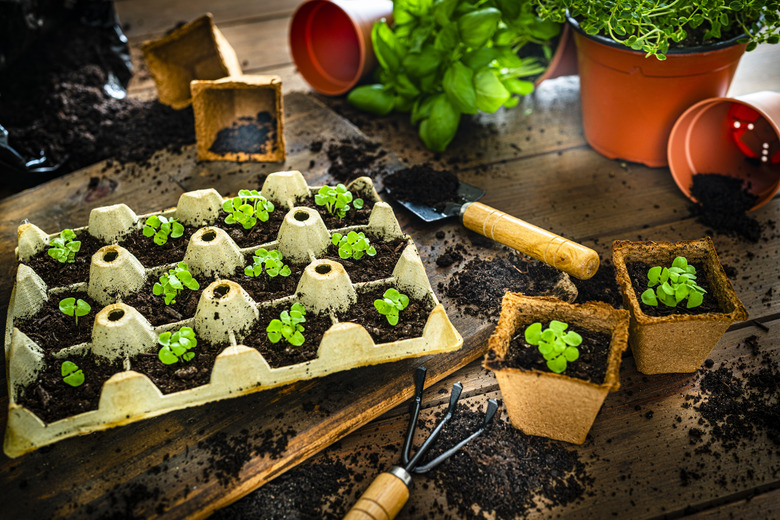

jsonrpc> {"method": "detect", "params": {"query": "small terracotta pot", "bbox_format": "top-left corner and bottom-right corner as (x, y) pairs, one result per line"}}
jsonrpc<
(668, 91), (780, 210)
(484, 293), (629, 444)
(534, 23), (578, 86)
(570, 18), (746, 167)
(289, 0), (393, 96)
(612, 238), (748, 375)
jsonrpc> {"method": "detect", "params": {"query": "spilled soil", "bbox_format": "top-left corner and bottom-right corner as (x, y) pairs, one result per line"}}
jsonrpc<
(689, 173), (762, 242)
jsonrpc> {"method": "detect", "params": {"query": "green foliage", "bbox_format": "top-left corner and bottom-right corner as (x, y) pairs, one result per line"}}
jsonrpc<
(158, 326), (198, 365)
(314, 184), (364, 218)
(524, 320), (581, 373)
(245, 248), (291, 278)
(331, 231), (377, 260)
(58, 297), (91, 326)
(374, 288), (410, 326)
(535, 0), (780, 59)
(153, 262), (200, 305)
(267, 303), (307, 346)
(143, 215), (184, 246)
(61, 360), (84, 387)
(223, 189), (275, 230)
(347, 0), (561, 151)
(640, 256), (707, 309)
(47, 229), (81, 264)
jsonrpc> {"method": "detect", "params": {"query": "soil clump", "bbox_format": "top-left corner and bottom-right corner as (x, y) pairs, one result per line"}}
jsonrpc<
(689, 173), (762, 242)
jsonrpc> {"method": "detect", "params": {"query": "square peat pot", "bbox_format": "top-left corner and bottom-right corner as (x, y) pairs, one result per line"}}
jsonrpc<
(141, 13), (242, 109)
(484, 293), (629, 445)
(191, 75), (285, 163)
(612, 237), (748, 375)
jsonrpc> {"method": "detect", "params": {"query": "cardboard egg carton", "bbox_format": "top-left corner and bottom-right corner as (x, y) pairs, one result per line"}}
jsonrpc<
(4, 171), (462, 457)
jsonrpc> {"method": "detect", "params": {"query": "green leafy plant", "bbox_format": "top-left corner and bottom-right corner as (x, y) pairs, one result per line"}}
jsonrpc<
(223, 189), (275, 230)
(374, 288), (410, 326)
(315, 184), (364, 218)
(267, 303), (307, 346)
(158, 326), (198, 365)
(332, 231), (377, 260)
(58, 297), (91, 326)
(347, 0), (561, 151)
(143, 215), (184, 246)
(640, 256), (706, 309)
(47, 229), (81, 263)
(61, 361), (84, 387)
(153, 262), (200, 305)
(245, 248), (291, 278)
(524, 320), (581, 373)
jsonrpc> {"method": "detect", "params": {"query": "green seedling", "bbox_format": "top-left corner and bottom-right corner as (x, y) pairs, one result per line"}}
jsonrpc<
(47, 229), (81, 263)
(332, 231), (377, 260)
(58, 297), (91, 326)
(61, 360), (84, 387)
(245, 248), (291, 278)
(524, 320), (581, 374)
(223, 189), (275, 230)
(374, 288), (409, 326)
(153, 262), (200, 306)
(315, 184), (364, 219)
(143, 215), (184, 246)
(158, 326), (198, 365)
(640, 256), (706, 309)
(267, 303), (307, 346)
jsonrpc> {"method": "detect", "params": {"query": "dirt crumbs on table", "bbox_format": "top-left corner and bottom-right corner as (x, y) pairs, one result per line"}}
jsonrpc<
(689, 173), (762, 242)
(209, 111), (278, 155)
(383, 164), (460, 210)
(326, 137), (387, 183)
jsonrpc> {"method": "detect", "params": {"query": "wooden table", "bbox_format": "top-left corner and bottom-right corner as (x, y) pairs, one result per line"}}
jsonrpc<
(1, 1), (778, 518)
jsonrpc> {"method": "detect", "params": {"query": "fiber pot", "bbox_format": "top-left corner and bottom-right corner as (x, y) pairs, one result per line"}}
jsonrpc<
(612, 238), (748, 375)
(484, 293), (629, 445)
(569, 17), (746, 167)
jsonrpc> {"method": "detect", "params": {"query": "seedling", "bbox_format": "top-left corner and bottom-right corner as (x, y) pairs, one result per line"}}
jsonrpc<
(47, 229), (81, 263)
(245, 248), (291, 278)
(58, 297), (91, 326)
(61, 361), (84, 387)
(315, 184), (364, 219)
(374, 288), (409, 326)
(223, 189), (275, 230)
(267, 303), (307, 346)
(143, 215), (184, 246)
(153, 262), (200, 305)
(640, 256), (706, 309)
(332, 231), (377, 260)
(158, 326), (198, 365)
(524, 320), (581, 374)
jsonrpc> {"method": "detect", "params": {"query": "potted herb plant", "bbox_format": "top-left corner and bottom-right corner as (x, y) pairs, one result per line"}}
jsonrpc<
(534, 0), (780, 166)
(484, 292), (629, 444)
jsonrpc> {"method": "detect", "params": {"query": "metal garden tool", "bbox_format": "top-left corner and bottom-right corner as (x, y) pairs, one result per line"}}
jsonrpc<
(387, 180), (600, 280)
(344, 366), (499, 520)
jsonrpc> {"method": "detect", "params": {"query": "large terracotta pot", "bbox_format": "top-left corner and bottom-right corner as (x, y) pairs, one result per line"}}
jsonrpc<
(570, 18), (747, 167)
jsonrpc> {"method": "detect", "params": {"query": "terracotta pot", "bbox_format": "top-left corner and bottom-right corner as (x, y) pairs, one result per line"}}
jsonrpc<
(668, 91), (780, 210)
(484, 293), (629, 444)
(289, 0), (393, 95)
(612, 238), (748, 375)
(570, 18), (746, 167)
(534, 23), (578, 86)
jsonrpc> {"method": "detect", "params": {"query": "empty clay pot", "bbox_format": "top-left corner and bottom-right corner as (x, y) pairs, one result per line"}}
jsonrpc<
(534, 23), (578, 86)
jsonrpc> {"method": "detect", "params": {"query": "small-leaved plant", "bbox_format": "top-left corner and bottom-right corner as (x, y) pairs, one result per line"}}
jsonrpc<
(524, 320), (581, 373)
(245, 248), (291, 278)
(332, 231), (377, 260)
(158, 326), (198, 365)
(153, 262), (200, 305)
(267, 303), (307, 346)
(640, 256), (706, 309)
(61, 360), (84, 387)
(374, 288), (410, 326)
(315, 184), (364, 219)
(143, 215), (184, 246)
(47, 229), (81, 263)
(223, 189), (275, 230)
(58, 297), (91, 326)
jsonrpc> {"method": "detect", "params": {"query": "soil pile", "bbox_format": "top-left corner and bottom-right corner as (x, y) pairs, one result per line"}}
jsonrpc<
(209, 111), (277, 155)
(689, 173), (762, 242)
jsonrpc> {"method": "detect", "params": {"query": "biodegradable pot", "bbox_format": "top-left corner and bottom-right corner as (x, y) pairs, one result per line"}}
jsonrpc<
(668, 91), (780, 210)
(484, 293), (629, 445)
(570, 18), (746, 167)
(612, 238), (748, 375)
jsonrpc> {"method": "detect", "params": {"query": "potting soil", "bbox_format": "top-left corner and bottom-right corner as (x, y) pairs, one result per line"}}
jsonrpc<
(689, 173), (762, 242)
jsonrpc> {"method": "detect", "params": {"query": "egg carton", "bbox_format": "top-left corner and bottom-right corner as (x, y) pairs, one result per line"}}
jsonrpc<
(4, 171), (462, 457)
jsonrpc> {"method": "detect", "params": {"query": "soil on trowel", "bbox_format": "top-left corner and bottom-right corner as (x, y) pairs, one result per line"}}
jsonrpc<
(209, 111), (278, 155)
(689, 173), (762, 242)
(129, 341), (228, 394)
(323, 236), (407, 283)
(15, 292), (100, 352)
(24, 232), (106, 288)
(383, 164), (460, 211)
(627, 261), (722, 317)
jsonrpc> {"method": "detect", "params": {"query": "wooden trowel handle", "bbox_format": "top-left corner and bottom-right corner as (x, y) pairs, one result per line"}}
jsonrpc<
(343, 469), (410, 520)
(461, 202), (599, 280)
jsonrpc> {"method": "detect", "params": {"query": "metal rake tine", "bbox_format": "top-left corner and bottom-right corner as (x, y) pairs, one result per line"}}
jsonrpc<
(405, 381), (463, 471)
(402, 366), (427, 466)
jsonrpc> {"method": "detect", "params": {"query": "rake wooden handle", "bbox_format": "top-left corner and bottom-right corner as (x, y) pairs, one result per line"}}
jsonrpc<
(461, 202), (600, 280)
(343, 469), (410, 520)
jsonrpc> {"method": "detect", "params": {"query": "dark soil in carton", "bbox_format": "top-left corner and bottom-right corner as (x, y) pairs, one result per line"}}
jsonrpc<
(383, 164), (460, 210)
(118, 224), (200, 268)
(298, 189), (375, 228)
(227, 264), (303, 302)
(324, 236), (407, 283)
(689, 173), (762, 242)
(129, 342), (228, 394)
(209, 111), (278, 155)
(627, 261), (722, 317)
(243, 307), (333, 368)
(337, 287), (434, 344)
(215, 209), (286, 249)
(25, 232), (106, 287)
(15, 292), (100, 351)
(122, 278), (207, 326)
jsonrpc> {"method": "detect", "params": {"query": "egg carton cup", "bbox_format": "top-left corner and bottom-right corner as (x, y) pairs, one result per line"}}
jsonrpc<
(5, 172), (462, 457)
